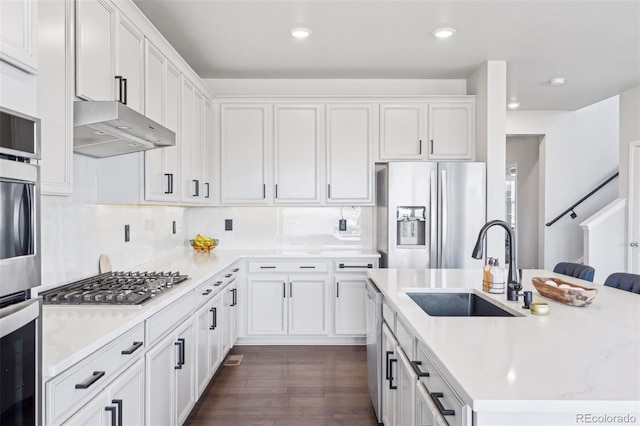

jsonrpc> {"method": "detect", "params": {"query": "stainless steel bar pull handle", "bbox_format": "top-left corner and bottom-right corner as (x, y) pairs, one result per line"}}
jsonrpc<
(210, 307), (217, 330)
(115, 76), (124, 103)
(164, 173), (173, 194)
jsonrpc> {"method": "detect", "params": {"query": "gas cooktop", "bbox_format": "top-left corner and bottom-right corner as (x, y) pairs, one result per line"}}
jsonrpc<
(40, 271), (189, 306)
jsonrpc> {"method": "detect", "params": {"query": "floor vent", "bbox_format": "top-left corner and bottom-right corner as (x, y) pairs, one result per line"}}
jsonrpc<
(223, 354), (243, 366)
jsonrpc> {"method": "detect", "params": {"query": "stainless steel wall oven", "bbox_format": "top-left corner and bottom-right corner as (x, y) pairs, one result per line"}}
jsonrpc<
(0, 106), (41, 426)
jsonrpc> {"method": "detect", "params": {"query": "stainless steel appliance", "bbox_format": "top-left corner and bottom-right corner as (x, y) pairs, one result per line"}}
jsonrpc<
(0, 106), (41, 426)
(74, 101), (176, 158)
(40, 271), (189, 306)
(376, 161), (486, 269)
(365, 279), (383, 424)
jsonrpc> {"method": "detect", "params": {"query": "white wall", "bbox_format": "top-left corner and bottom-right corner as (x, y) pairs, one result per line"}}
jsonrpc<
(205, 79), (467, 97)
(619, 86), (640, 199)
(188, 206), (374, 250)
(467, 61), (507, 263)
(506, 136), (540, 268)
(507, 96), (619, 271)
(40, 201), (375, 288)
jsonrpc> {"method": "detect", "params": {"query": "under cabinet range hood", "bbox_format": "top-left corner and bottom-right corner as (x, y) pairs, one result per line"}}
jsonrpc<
(73, 101), (175, 158)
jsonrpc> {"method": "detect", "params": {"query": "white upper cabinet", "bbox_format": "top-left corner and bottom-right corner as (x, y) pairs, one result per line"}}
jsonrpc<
(220, 104), (271, 204)
(203, 98), (215, 203)
(76, 0), (143, 111)
(273, 105), (321, 204)
(325, 104), (374, 205)
(379, 104), (425, 160)
(116, 14), (144, 113)
(144, 40), (181, 202)
(76, 0), (116, 101)
(427, 102), (475, 160)
(0, 0), (38, 73)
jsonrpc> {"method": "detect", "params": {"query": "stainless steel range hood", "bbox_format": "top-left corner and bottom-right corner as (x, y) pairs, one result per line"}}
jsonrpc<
(73, 101), (175, 158)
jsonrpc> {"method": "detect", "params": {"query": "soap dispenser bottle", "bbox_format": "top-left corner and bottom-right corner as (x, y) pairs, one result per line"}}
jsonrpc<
(490, 259), (505, 294)
(483, 258), (494, 292)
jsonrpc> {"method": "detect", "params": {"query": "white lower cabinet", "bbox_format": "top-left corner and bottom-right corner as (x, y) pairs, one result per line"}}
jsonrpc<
(382, 322), (398, 426)
(397, 348), (417, 426)
(222, 280), (238, 354)
(334, 276), (367, 335)
(416, 380), (449, 426)
(146, 317), (196, 426)
(196, 294), (223, 397)
(63, 358), (145, 426)
(247, 275), (329, 336)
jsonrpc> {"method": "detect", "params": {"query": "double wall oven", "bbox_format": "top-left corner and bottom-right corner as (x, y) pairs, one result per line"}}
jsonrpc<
(0, 106), (41, 426)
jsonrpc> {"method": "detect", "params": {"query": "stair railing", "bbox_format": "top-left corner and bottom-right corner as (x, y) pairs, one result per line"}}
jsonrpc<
(545, 171), (619, 227)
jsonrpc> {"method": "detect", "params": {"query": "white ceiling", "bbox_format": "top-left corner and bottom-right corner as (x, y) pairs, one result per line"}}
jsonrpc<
(132, 0), (640, 111)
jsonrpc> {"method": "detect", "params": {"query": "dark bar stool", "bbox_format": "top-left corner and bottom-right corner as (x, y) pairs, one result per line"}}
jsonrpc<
(604, 273), (640, 294)
(553, 262), (596, 282)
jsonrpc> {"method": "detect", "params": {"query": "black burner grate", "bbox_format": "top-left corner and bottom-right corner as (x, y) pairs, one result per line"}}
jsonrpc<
(41, 271), (189, 305)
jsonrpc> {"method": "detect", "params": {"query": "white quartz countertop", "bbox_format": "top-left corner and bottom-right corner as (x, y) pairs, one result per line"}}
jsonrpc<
(42, 249), (379, 379)
(367, 268), (640, 414)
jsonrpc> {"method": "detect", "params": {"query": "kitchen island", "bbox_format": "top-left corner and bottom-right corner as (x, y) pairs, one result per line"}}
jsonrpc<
(367, 268), (640, 425)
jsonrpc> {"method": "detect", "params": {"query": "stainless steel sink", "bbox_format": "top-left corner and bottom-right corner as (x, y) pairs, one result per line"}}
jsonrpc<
(407, 291), (518, 317)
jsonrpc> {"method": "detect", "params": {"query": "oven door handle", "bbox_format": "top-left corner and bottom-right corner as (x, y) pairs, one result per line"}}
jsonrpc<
(24, 183), (34, 255)
(0, 298), (40, 338)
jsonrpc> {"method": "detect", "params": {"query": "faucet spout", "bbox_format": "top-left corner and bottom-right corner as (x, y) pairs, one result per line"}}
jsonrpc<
(471, 220), (520, 291)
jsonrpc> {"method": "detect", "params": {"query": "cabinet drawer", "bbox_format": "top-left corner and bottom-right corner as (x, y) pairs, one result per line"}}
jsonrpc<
(396, 317), (414, 358)
(221, 264), (240, 285)
(146, 290), (195, 345)
(333, 259), (377, 272)
(248, 260), (328, 273)
(46, 323), (145, 425)
(415, 343), (468, 426)
(196, 276), (219, 307)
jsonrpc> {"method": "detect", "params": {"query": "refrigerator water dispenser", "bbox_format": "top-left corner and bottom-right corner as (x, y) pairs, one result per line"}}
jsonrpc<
(396, 206), (426, 246)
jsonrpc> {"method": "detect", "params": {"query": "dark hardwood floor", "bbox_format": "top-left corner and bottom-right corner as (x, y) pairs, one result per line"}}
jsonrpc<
(185, 345), (378, 426)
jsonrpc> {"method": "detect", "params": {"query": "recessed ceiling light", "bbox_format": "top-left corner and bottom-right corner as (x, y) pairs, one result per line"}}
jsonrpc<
(432, 27), (456, 39)
(507, 102), (520, 109)
(550, 77), (565, 86)
(290, 27), (311, 39)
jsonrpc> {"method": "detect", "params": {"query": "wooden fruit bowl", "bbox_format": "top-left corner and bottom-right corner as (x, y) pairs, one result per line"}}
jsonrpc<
(531, 277), (598, 307)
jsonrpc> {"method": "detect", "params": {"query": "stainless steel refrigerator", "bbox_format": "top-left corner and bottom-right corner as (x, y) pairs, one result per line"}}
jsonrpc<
(376, 161), (486, 269)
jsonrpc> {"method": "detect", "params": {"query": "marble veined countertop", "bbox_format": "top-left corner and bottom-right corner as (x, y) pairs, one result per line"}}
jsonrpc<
(41, 249), (379, 379)
(367, 268), (640, 417)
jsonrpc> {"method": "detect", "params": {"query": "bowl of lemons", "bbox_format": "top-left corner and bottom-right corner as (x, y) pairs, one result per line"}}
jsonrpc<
(190, 234), (219, 253)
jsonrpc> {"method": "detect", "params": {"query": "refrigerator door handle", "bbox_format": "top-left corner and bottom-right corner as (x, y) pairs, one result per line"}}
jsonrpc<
(430, 170), (438, 268)
(440, 169), (448, 268)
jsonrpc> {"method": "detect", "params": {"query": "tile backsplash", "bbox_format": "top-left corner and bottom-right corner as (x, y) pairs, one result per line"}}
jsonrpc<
(41, 202), (374, 288)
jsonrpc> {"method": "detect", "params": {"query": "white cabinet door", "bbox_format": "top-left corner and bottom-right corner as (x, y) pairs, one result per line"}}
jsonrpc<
(0, 0), (38, 72)
(427, 103), (474, 160)
(180, 78), (195, 202)
(326, 104), (374, 205)
(203, 98), (215, 203)
(273, 105), (321, 204)
(222, 282), (239, 354)
(288, 277), (328, 335)
(38, 0), (73, 195)
(247, 277), (287, 335)
(334, 277), (367, 335)
(175, 319), (196, 426)
(220, 104), (270, 204)
(382, 323), (397, 426)
(196, 295), (222, 397)
(416, 381), (449, 426)
(76, 0), (116, 101)
(380, 104), (425, 160)
(397, 349), (417, 426)
(61, 391), (108, 426)
(145, 333), (176, 426)
(116, 15), (144, 113)
(109, 358), (145, 426)
(144, 49), (181, 202)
